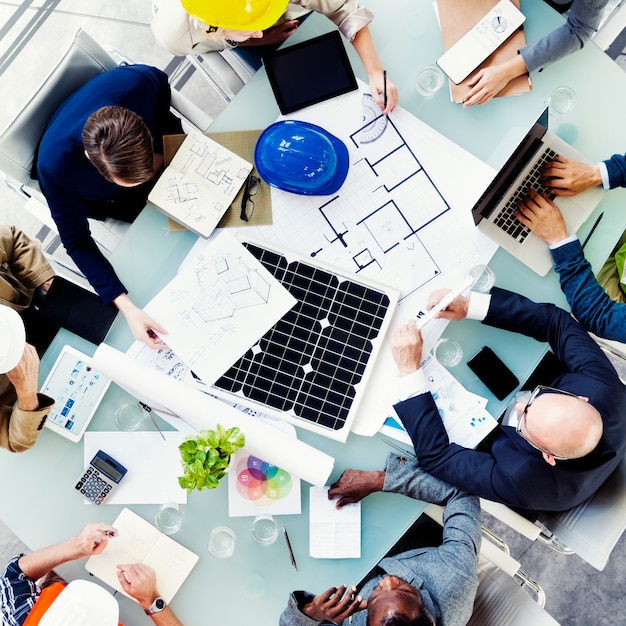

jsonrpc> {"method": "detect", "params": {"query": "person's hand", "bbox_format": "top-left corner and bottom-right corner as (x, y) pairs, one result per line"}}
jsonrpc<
(39, 277), (54, 292)
(426, 289), (469, 321)
(302, 585), (367, 622)
(114, 293), (167, 349)
(241, 20), (299, 46)
(328, 469), (385, 507)
(542, 156), (603, 196)
(463, 65), (511, 107)
(116, 563), (158, 610)
(390, 320), (423, 375)
(515, 189), (569, 244)
(6, 344), (39, 411)
(368, 70), (398, 115)
(70, 523), (118, 559)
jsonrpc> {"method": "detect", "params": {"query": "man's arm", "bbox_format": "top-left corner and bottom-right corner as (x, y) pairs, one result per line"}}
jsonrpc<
(0, 225), (55, 291)
(17, 523), (117, 581)
(116, 564), (183, 626)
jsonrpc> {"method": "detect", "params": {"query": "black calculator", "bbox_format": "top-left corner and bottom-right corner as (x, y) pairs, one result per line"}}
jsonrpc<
(75, 449), (127, 505)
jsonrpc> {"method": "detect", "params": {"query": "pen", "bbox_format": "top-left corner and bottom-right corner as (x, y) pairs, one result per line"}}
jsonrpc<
(383, 70), (387, 109)
(283, 526), (298, 571)
(582, 212), (604, 249)
(102, 530), (117, 537)
(139, 402), (166, 440)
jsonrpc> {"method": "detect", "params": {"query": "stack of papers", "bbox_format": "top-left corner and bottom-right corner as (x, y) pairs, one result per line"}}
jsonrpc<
(381, 354), (497, 449)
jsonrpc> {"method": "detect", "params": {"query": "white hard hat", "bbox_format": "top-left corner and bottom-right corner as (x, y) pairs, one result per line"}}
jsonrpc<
(0, 305), (25, 374)
(39, 579), (119, 626)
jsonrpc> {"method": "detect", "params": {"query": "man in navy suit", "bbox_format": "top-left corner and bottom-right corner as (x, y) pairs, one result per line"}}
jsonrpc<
(389, 287), (626, 512)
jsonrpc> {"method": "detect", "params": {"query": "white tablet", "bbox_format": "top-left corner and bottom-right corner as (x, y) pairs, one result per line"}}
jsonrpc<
(41, 346), (111, 442)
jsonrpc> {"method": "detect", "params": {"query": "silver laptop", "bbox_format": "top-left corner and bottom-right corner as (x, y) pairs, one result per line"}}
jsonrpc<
(472, 108), (604, 275)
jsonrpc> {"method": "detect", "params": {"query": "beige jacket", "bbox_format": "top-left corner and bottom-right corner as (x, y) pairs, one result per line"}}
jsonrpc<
(0, 224), (55, 452)
(152, 0), (374, 55)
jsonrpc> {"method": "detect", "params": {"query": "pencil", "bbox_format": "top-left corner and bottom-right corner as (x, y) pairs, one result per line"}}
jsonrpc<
(582, 212), (603, 249)
(283, 526), (297, 571)
(383, 70), (387, 108)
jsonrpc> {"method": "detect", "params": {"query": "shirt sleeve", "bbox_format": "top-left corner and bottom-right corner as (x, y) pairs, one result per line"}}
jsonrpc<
(519, 0), (609, 73)
(603, 153), (626, 189)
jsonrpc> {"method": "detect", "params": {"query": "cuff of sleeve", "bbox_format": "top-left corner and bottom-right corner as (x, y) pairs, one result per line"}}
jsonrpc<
(338, 7), (374, 42)
(466, 292), (491, 321)
(549, 234), (578, 250)
(394, 369), (428, 402)
(599, 161), (611, 191)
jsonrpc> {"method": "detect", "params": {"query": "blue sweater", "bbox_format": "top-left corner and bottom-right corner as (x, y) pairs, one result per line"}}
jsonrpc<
(551, 240), (626, 342)
(36, 64), (173, 303)
(604, 153), (626, 189)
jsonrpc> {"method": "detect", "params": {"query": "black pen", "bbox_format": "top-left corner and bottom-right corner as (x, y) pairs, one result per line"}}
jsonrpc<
(383, 70), (387, 109)
(283, 526), (297, 571)
(582, 212), (604, 249)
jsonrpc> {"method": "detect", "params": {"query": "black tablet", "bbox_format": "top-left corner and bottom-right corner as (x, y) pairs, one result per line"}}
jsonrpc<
(263, 30), (358, 114)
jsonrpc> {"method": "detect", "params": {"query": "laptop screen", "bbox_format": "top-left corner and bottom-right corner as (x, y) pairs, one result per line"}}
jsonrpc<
(471, 107), (549, 224)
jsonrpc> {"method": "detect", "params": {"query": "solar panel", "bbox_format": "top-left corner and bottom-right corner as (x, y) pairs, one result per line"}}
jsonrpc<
(210, 238), (399, 442)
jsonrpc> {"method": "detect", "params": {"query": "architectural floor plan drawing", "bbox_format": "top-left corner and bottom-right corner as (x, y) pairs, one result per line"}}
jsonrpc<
(247, 86), (497, 309)
(144, 231), (296, 386)
(148, 131), (252, 238)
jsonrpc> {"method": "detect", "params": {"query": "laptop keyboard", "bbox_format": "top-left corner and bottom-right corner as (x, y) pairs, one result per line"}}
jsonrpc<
(493, 148), (559, 243)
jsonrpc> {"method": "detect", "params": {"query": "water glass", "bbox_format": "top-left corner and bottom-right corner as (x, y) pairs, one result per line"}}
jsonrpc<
(547, 86), (576, 117)
(154, 502), (183, 535)
(468, 265), (496, 293)
(434, 338), (463, 367)
(208, 526), (236, 559)
(415, 65), (445, 98)
(114, 402), (147, 431)
(250, 514), (279, 547)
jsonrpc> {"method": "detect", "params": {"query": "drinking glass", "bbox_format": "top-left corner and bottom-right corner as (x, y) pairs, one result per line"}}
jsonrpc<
(154, 503), (183, 535)
(415, 65), (445, 98)
(250, 514), (279, 547)
(434, 339), (463, 367)
(114, 402), (147, 431)
(468, 264), (496, 293)
(208, 526), (236, 559)
(547, 86), (576, 117)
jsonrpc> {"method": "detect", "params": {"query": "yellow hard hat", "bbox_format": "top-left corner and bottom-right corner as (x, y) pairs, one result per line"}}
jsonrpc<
(181, 0), (289, 31)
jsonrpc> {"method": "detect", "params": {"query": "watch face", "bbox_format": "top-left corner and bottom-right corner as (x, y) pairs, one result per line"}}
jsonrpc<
(155, 598), (166, 610)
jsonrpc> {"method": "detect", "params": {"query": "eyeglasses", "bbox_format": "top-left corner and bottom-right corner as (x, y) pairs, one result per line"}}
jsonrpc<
(240, 175), (259, 222)
(516, 385), (579, 460)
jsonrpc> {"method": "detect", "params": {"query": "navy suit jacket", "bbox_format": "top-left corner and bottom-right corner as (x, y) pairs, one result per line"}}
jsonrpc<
(36, 65), (173, 303)
(394, 288), (626, 511)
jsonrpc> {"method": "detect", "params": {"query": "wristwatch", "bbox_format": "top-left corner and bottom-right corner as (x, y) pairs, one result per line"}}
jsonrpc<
(145, 597), (167, 616)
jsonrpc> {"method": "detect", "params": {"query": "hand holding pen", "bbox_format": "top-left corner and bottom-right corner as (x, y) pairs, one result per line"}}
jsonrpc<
(72, 523), (118, 558)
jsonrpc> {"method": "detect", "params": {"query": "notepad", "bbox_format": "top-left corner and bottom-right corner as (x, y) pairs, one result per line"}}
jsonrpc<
(309, 486), (361, 558)
(85, 508), (198, 603)
(148, 131), (252, 238)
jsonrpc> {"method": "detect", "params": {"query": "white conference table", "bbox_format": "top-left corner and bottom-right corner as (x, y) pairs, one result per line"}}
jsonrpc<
(2, 1), (626, 624)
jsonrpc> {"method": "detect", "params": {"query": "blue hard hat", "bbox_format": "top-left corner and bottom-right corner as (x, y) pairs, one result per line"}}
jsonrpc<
(254, 120), (349, 195)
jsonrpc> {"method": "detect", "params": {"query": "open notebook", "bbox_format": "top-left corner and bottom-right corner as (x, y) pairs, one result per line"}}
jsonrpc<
(85, 508), (198, 603)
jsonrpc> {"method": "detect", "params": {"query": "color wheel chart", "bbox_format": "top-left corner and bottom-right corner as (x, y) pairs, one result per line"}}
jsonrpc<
(228, 450), (301, 516)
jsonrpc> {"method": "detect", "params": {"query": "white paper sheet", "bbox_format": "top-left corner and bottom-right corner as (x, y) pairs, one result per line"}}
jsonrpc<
(309, 486), (361, 559)
(144, 231), (297, 386)
(93, 344), (335, 486)
(83, 432), (187, 505)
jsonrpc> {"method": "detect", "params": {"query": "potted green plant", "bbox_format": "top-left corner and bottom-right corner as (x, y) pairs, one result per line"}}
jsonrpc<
(178, 424), (245, 493)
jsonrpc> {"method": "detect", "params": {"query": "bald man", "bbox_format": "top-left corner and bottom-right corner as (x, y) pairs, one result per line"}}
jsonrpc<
(391, 287), (626, 512)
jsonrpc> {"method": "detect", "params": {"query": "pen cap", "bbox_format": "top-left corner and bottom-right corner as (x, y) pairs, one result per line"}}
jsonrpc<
(254, 120), (349, 196)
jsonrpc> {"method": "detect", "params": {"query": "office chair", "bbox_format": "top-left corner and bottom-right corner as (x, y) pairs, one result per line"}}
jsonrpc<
(425, 504), (560, 625)
(0, 28), (212, 204)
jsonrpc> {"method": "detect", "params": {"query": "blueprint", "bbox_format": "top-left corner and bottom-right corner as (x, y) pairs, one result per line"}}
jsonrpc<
(242, 84), (499, 435)
(148, 131), (252, 238)
(144, 231), (297, 386)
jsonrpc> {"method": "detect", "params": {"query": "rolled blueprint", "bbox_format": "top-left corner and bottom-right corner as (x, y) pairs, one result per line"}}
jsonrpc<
(93, 344), (334, 486)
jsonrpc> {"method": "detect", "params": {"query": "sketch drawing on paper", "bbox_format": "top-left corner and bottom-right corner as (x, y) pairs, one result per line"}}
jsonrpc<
(144, 232), (296, 386)
(148, 132), (252, 238)
(193, 254), (271, 322)
(246, 92), (495, 302)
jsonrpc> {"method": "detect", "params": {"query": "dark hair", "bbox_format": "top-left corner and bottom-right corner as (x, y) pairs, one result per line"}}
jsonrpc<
(82, 105), (154, 184)
(373, 612), (435, 626)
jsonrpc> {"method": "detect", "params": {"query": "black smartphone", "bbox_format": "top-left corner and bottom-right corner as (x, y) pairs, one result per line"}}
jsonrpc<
(467, 346), (519, 401)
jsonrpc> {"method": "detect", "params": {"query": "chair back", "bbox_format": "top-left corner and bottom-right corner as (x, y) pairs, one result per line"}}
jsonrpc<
(0, 29), (117, 189)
